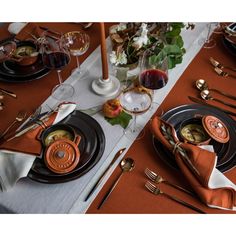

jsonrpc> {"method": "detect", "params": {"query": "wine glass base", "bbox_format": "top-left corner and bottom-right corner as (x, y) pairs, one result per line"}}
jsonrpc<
(51, 84), (75, 101)
(124, 124), (145, 140)
(203, 39), (216, 49)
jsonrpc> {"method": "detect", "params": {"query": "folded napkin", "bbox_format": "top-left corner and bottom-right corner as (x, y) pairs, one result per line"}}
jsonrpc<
(0, 102), (76, 191)
(150, 116), (236, 211)
(8, 22), (45, 41)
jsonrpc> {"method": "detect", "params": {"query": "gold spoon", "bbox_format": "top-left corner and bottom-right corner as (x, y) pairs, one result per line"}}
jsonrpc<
(97, 157), (135, 209)
(0, 110), (27, 139)
(196, 79), (236, 101)
(200, 89), (236, 109)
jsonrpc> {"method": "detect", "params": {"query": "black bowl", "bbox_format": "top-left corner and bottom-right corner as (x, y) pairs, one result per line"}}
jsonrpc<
(39, 124), (76, 147)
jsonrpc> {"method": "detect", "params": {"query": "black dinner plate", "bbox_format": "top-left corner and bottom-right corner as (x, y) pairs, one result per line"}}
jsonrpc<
(0, 41), (50, 83)
(152, 104), (236, 173)
(28, 110), (105, 183)
(222, 36), (236, 57)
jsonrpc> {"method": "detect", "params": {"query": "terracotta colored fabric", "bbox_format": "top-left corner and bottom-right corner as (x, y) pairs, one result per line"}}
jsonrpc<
(0, 112), (57, 156)
(0, 22), (114, 137)
(14, 23), (45, 41)
(150, 116), (236, 210)
(87, 32), (236, 214)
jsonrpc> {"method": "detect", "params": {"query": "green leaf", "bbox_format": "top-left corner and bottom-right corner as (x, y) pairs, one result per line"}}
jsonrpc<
(165, 28), (181, 37)
(175, 35), (184, 48)
(105, 111), (132, 129)
(163, 45), (182, 54)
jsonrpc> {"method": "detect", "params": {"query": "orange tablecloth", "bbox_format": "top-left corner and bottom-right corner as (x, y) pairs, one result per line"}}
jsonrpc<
(87, 33), (236, 214)
(0, 22), (114, 132)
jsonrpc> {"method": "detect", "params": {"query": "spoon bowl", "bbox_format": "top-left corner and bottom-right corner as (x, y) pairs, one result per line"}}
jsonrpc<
(200, 89), (212, 100)
(97, 157), (135, 209)
(120, 157), (135, 172)
(200, 89), (236, 109)
(196, 79), (236, 101)
(196, 79), (208, 91)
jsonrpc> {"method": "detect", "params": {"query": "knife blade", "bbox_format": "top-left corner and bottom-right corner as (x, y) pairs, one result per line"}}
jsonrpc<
(84, 148), (126, 201)
(188, 96), (236, 117)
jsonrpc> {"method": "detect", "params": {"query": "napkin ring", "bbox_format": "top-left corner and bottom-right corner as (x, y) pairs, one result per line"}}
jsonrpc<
(36, 120), (48, 129)
(172, 141), (182, 155)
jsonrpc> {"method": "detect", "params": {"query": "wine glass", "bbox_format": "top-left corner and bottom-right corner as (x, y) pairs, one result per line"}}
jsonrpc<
(62, 31), (90, 78)
(139, 49), (169, 108)
(119, 87), (152, 140)
(41, 36), (74, 100)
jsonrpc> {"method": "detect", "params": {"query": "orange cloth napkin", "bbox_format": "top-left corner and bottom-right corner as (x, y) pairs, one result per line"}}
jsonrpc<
(150, 116), (236, 211)
(0, 112), (57, 156)
(0, 102), (76, 191)
(14, 23), (45, 41)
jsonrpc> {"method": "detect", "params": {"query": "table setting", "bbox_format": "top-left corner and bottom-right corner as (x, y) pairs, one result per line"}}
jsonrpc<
(0, 22), (236, 214)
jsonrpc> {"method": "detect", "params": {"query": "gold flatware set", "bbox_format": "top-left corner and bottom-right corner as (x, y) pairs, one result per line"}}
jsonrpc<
(145, 181), (206, 214)
(210, 57), (236, 79)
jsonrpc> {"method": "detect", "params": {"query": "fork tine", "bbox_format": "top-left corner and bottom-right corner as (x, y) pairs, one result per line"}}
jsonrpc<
(145, 168), (157, 180)
(145, 181), (156, 193)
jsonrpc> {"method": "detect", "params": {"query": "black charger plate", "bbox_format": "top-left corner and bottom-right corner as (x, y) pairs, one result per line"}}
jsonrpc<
(152, 104), (236, 173)
(222, 36), (236, 57)
(28, 110), (105, 183)
(0, 41), (50, 82)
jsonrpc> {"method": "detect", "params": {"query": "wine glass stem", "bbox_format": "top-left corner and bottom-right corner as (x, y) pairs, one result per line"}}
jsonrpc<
(57, 70), (63, 84)
(132, 114), (137, 133)
(206, 24), (212, 43)
(76, 56), (80, 69)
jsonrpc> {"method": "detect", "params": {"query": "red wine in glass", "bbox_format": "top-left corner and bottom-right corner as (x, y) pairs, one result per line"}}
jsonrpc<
(140, 69), (168, 90)
(42, 51), (70, 70)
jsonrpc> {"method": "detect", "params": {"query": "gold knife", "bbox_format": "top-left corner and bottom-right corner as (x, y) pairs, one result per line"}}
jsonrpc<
(188, 96), (236, 117)
(84, 148), (126, 201)
(6, 116), (50, 142)
(0, 88), (17, 98)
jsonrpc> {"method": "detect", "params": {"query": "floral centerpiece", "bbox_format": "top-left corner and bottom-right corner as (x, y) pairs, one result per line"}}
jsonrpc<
(109, 22), (193, 69)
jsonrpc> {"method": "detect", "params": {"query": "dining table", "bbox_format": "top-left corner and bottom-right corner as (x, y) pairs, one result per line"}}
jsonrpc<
(0, 22), (235, 214)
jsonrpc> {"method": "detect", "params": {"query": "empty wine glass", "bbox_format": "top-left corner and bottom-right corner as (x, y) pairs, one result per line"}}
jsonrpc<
(119, 87), (152, 140)
(41, 36), (74, 100)
(139, 49), (169, 109)
(62, 31), (90, 78)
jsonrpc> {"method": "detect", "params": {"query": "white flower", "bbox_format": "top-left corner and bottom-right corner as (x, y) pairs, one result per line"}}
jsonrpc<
(110, 23), (127, 34)
(117, 23), (127, 32)
(132, 23), (149, 50)
(110, 51), (127, 66)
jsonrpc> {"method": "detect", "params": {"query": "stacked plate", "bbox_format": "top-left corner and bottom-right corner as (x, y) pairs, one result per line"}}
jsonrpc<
(0, 40), (50, 82)
(153, 104), (236, 173)
(222, 34), (236, 57)
(28, 110), (105, 183)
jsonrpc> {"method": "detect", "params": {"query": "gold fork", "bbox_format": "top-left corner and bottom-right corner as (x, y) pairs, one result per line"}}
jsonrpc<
(210, 57), (236, 72)
(145, 168), (195, 197)
(214, 67), (236, 79)
(145, 181), (206, 214)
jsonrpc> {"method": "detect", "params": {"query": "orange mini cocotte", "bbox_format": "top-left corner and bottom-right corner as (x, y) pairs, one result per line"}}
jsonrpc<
(103, 98), (123, 118)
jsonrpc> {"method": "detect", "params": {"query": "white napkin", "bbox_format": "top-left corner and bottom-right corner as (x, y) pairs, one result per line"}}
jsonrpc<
(201, 145), (236, 210)
(0, 103), (76, 191)
(8, 22), (27, 35)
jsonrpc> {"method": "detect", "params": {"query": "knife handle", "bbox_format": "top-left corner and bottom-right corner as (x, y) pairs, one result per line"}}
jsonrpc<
(0, 88), (17, 98)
